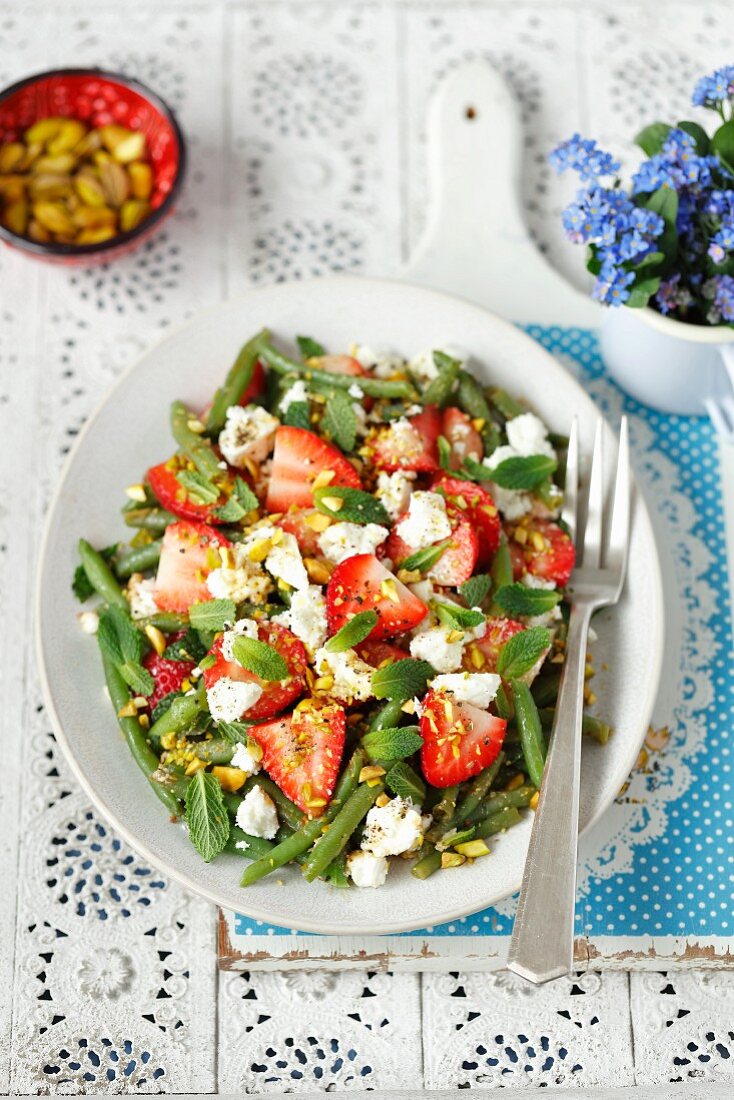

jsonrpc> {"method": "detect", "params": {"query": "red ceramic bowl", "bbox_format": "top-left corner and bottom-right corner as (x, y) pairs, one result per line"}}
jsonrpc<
(0, 68), (186, 264)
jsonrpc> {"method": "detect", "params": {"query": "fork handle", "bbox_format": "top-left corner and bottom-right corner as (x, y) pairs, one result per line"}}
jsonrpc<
(507, 602), (592, 984)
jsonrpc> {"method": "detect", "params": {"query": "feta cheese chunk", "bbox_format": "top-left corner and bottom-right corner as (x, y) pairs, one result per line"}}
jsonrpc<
(318, 521), (389, 565)
(506, 412), (556, 459)
(218, 405), (279, 467)
(352, 344), (404, 379)
(230, 741), (262, 777)
(279, 378), (309, 413)
(347, 850), (389, 888)
(206, 676), (263, 722)
(430, 671), (501, 709)
(77, 610), (99, 634)
(206, 545), (273, 605)
(375, 469), (416, 521)
(362, 796), (424, 857)
(236, 784), (279, 839)
(409, 345), (467, 386)
(221, 617), (259, 663)
(266, 530), (310, 590)
(272, 585), (328, 656)
(313, 645), (375, 703)
(127, 573), (159, 620)
(396, 491), (452, 550)
(410, 624), (466, 673)
(489, 484), (533, 521)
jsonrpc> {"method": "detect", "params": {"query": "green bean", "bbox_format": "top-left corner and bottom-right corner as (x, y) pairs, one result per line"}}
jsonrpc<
(412, 846), (442, 879)
(324, 852), (350, 888)
(256, 776), (305, 832)
(488, 539), (513, 616)
(170, 400), (222, 480)
(488, 386), (524, 420)
(148, 694), (202, 749)
(194, 738), (235, 765)
(453, 756), (504, 825)
(140, 611), (189, 634)
(123, 507), (176, 533)
(432, 784), (460, 822)
(79, 538), (128, 609)
(259, 340), (415, 400)
(240, 749), (366, 885)
(473, 805), (522, 841)
(421, 354), (460, 407)
(538, 708), (612, 745)
(226, 826), (277, 861)
(495, 683), (514, 721)
(456, 369), (501, 453)
(302, 781), (384, 882)
(368, 698), (406, 732)
(101, 652), (179, 814)
(531, 669), (562, 708)
(207, 329), (270, 434)
(464, 785), (536, 825)
(511, 680), (546, 789)
(115, 539), (162, 579)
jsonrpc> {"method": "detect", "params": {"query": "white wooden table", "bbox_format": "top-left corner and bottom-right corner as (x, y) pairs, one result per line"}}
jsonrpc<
(3, 1), (734, 1092)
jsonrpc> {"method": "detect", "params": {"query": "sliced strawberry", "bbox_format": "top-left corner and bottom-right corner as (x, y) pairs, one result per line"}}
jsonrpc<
(431, 473), (501, 566)
(420, 689), (507, 788)
(238, 359), (267, 406)
(463, 616), (525, 673)
(248, 699), (346, 816)
(522, 519), (575, 587)
(386, 500), (478, 586)
(312, 354), (365, 378)
(356, 638), (411, 668)
(442, 407), (483, 469)
(369, 405), (441, 473)
(142, 632), (195, 708)
(275, 507), (323, 556)
(506, 534), (526, 580)
(202, 621), (308, 722)
(153, 521), (231, 613)
(266, 426), (361, 514)
(326, 554), (428, 640)
(147, 459), (225, 524)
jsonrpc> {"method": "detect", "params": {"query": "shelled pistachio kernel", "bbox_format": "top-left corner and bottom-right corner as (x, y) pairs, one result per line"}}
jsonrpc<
(0, 116), (153, 244)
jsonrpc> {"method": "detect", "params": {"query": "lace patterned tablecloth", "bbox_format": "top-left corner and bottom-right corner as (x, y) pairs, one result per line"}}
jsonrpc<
(3, 0), (734, 1092)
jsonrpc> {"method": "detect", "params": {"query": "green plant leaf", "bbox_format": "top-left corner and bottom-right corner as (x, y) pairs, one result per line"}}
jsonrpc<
(163, 627), (208, 663)
(185, 769), (230, 863)
(626, 275), (661, 309)
(398, 540), (451, 574)
(217, 721), (255, 745)
(283, 400), (311, 430)
(177, 470), (220, 505)
(644, 186), (678, 263)
(325, 610), (378, 653)
(297, 335), (326, 359)
(497, 626), (551, 679)
(151, 692), (178, 723)
(494, 583), (562, 617)
(372, 658), (434, 701)
(712, 120), (734, 174)
(634, 121), (671, 157)
(634, 250), (665, 271)
(119, 660), (155, 696)
(97, 605), (144, 668)
(433, 600), (485, 631)
(231, 635), (289, 681)
(321, 390), (358, 452)
(313, 486), (389, 525)
(485, 454), (557, 490)
(677, 120), (710, 154)
(459, 573), (492, 607)
(213, 477), (259, 523)
(385, 761), (426, 804)
(437, 434), (454, 472)
(189, 599), (236, 632)
(361, 725), (424, 762)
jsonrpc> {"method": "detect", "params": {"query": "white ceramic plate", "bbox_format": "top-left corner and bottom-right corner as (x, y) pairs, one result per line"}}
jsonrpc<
(36, 276), (664, 935)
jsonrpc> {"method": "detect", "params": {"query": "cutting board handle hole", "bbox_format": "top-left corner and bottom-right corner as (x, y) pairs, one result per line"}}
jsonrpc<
(464, 105), (477, 120)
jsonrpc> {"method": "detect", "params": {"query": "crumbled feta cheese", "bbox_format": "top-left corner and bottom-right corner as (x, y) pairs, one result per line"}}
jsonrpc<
(412, 695), (425, 717)
(206, 676), (263, 722)
(378, 416), (426, 468)
(219, 405), (280, 467)
(279, 378), (309, 413)
(272, 585), (328, 655)
(520, 571), (562, 628)
(408, 577), (440, 605)
(221, 617), (259, 663)
(410, 624), (466, 673)
(77, 610), (99, 634)
(318, 521), (389, 564)
(396, 491), (452, 550)
(506, 412), (555, 459)
(522, 573), (557, 590)
(313, 646), (375, 703)
(265, 530), (310, 590)
(348, 382), (365, 400)
(231, 741), (262, 777)
(127, 573), (159, 620)
(362, 797), (424, 857)
(236, 784), (279, 839)
(409, 345), (467, 386)
(375, 469), (416, 521)
(352, 344), (404, 379)
(430, 671), (501, 709)
(347, 850), (389, 888)
(489, 484), (533, 521)
(206, 544), (274, 605)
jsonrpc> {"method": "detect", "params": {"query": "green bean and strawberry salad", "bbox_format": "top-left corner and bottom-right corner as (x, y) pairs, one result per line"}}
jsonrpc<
(74, 331), (609, 889)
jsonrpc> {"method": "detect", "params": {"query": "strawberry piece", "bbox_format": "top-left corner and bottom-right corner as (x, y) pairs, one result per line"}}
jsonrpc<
(142, 632), (195, 708)
(238, 359), (267, 406)
(420, 689), (507, 788)
(431, 473), (501, 566)
(275, 507), (323, 557)
(248, 700), (346, 816)
(266, 426), (361, 514)
(356, 638), (411, 667)
(370, 405), (441, 473)
(523, 519), (575, 587)
(202, 621), (308, 722)
(326, 554), (428, 640)
(147, 460), (225, 524)
(442, 407), (483, 469)
(463, 616), (525, 673)
(386, 500), (478, 586)
(313, 354), (365, 378)
(153, 520), (231, 613)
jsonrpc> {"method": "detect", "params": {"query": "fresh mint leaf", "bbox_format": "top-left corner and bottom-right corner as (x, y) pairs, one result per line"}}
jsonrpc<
(231, 636), (289, 681)
(398, 540), (451, 574)
(72, 544), (118, 602)
(385, 761), (426, 804)
(459, 574), (492, 607)
(437, 434), (453, 472)
(297, 335), (326, 359)
(164, 627), (207, 663)
(321, 390), (358, 452)
(98, 605), (144, 668)
(325, 610), (378, 653)
(494, 583), (562, 617)
(189, 599), (236, 632)
(185, 769), (230, 863)
(361, 726), (423, 762)
(433, 600), (485, 632)
(213, 477), (259, 522)
(283, 400), (311, 430)
(485, 454), (557, 490)
(372, 658), (434, 701)
(497, 625), (551, 679)
(119, 660), (155, 696)
(177, 469), (220, 505)
(313, 486), (389, 525)
(217, 720), (254, 745)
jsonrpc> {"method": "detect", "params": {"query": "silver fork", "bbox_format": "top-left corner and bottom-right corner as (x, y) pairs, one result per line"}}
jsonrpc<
(507, 415), (631, 985)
